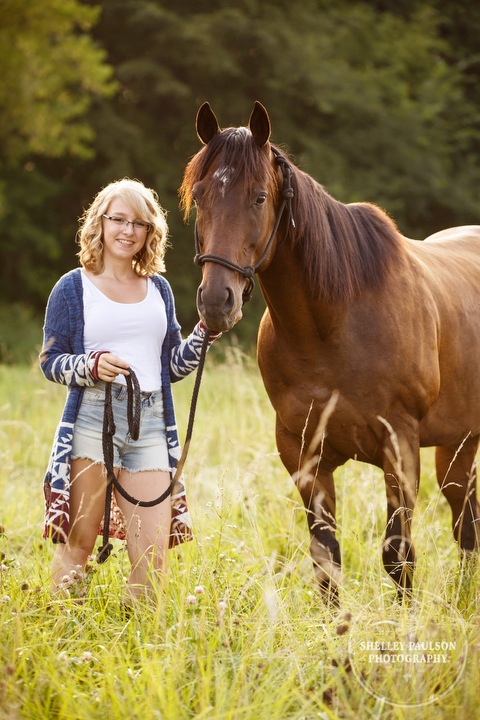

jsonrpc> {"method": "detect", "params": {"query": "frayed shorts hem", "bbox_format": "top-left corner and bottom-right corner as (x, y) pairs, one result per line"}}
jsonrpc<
(71, 383), (171, 474)
(71, 454), (171, 474)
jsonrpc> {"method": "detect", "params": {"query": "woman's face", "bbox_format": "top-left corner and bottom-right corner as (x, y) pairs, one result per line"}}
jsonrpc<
(101, 197), (149, 266)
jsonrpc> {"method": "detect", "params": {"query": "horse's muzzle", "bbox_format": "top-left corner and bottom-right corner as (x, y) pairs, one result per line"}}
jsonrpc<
(196, 282), (243, 333)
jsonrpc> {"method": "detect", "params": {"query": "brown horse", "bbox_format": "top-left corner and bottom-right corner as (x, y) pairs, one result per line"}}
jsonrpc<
(180, 101), (480, 600)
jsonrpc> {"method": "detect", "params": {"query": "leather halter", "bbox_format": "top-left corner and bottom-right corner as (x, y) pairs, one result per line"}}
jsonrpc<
(194, 147), (295, 303)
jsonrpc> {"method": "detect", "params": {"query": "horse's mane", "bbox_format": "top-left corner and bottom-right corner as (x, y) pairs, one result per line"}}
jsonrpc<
(180, 129), (404, 304)
(180, 127), (280, 215)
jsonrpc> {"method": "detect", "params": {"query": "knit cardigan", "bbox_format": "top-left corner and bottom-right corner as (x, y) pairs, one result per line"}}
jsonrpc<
(41, 268), (216, 547)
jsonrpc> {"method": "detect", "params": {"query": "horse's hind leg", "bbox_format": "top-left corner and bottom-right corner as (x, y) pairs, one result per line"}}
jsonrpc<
(276, 419), (341, 604)
(435, 434), (479, 553)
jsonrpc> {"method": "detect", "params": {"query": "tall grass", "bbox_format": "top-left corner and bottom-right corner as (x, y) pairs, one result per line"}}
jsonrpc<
(0, 353), (478, 719)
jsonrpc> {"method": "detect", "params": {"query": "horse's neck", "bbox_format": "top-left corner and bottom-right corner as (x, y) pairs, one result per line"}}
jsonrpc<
(259, 241), (341, 341)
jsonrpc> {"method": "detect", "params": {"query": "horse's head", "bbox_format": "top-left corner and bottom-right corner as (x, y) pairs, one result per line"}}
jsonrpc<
(180, 101), (289, 334)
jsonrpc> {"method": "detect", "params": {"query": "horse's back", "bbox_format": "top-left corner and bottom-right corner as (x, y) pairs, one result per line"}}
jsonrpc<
(424, 224), (480, 245)
(408, 224), (480, 282)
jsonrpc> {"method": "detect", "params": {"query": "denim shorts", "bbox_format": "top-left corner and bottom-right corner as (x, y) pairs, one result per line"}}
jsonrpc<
(71, 382), (170, 473)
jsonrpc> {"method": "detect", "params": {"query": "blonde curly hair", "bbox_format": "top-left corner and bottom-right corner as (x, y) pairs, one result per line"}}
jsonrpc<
(76, 178), (169, 276)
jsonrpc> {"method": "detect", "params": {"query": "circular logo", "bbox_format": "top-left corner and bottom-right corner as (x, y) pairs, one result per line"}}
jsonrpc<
(347, 590), (468, 708)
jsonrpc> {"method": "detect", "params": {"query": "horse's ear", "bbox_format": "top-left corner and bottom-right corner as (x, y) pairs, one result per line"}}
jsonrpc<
(248, 101), (271, 147)
(196, 102), (220, 144)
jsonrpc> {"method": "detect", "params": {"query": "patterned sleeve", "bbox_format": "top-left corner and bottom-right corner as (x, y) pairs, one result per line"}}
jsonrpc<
(170, 322), (219, 381)
(40, 278), (96, 387)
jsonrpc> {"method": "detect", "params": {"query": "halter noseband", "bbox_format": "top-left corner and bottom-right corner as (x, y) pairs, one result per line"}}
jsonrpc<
(194, 147), (295, 303)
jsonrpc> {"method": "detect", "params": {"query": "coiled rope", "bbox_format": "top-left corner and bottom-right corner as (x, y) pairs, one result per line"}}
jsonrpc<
(97, 330), (210, 563)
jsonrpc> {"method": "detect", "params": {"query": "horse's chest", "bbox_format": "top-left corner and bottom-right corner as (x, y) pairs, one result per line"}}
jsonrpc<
(260, 344), (374, 423)
(258, 337), (410, 463)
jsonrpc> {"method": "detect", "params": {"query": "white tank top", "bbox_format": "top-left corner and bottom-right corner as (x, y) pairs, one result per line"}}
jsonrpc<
(82, 272), (167, 391)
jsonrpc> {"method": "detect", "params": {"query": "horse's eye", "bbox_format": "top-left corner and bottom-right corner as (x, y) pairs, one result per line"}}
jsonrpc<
(255, 193), (268, 206)
(191, 182), (202, 207)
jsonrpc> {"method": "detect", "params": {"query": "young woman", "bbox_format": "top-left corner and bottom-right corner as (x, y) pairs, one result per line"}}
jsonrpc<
(40, 178), (219, 605)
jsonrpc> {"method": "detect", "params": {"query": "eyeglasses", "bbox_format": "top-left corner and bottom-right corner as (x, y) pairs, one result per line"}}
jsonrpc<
(103, 214), (151, 232)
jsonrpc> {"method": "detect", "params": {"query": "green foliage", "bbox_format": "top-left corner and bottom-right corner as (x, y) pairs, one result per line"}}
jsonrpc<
(0, 0), (117, 312)
(0, 0), (479, 344)
(0, 168), (73, 309)
(0, 0), (116, 165)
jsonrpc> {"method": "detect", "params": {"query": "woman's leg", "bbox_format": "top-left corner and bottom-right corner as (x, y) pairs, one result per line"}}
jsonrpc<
(50, 458), (107, 589)
(114, 470), (172, 603)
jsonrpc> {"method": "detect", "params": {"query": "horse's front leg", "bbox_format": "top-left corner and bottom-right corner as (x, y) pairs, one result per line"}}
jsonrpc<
(300, 467), (341, 604)
(276, 418), (341, 604)
(381, 419), (420, 596)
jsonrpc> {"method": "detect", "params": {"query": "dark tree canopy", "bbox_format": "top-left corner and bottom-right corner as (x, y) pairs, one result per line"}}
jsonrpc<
(1, 0), (479, 354)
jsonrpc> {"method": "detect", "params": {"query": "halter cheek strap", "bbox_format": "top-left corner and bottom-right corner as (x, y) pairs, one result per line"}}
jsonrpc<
(194, 148), (295, 303)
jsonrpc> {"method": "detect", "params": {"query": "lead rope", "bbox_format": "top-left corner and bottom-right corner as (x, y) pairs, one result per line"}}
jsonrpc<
(97, 330), (211, 563)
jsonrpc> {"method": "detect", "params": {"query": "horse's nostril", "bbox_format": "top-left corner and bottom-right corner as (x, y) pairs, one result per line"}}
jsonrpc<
(196, 286), (204, 312)
(225, 287), (234, 313)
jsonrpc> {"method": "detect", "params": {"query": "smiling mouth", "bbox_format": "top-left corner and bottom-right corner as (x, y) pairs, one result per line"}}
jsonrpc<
(117, 238), (134, 246)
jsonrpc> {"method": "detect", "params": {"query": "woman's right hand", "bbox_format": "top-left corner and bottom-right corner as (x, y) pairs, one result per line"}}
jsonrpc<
(96, 352), (130, 382)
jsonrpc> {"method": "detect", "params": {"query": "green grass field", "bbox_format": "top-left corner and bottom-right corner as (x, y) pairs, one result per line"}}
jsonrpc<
(0, 352), (478, 719)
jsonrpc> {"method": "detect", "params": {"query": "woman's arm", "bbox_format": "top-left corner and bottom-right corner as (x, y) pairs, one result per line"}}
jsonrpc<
(40, 278), (96, 387)
(170, 322), (220, 381)
(40, 334), (96, 387)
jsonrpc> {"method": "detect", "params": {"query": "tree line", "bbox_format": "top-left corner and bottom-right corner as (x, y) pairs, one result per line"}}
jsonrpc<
(0, 0), (479, 355)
